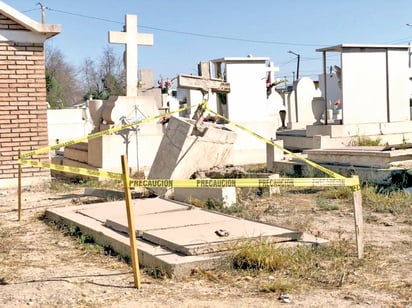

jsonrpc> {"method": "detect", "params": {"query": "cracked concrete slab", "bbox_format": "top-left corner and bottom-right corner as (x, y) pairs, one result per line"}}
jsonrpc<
(45, 197), (324, 278)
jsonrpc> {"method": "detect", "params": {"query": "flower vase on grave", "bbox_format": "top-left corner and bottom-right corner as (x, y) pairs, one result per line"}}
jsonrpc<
(88, 99), (105, 133)
(278, 110), (287, 130)
(333, 99), (342, 122)
(311, 97), (325, 125)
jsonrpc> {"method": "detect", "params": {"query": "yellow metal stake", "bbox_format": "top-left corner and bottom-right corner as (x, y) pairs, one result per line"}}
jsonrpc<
(121, 155), (141, 288)
(18, 149), (22, 222)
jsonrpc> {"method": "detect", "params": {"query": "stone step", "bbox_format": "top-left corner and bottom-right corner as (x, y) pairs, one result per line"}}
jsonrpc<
(66, 141), (88, 152)
(64, 142), (88, 164)
(305, 148), (412, 169)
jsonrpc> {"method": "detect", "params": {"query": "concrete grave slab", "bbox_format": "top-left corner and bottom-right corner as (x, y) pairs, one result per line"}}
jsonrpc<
(103, 204), (301, 256)
(46, 203), (221, 278)
(104, 205), (231, 236)
(304, 147), (412, 169)
(77, 197), (188, 224)
(140, 219), (301, 256)
(45, 197), (316, 277)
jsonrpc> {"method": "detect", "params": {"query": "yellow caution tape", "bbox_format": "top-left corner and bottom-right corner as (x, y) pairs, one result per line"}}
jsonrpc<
(18, 99), (361, 191)
(19, 158), (360, 190)
(20, 104), (197, 159)
(19, 158), (123, 181)
(129, 177), (360, 189)
(206, 107), (346, 180)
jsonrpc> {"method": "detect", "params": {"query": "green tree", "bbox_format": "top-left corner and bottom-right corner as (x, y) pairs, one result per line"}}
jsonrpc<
(45, 71), (63, 108)
(80, 46), (125, 100)
(45, 44), (83, 108)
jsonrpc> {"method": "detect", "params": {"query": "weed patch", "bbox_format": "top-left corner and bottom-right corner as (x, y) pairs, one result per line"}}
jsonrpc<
(229, 238), (362, 290)
(316, 198), (339, 211)
(362, 185), (412, 215)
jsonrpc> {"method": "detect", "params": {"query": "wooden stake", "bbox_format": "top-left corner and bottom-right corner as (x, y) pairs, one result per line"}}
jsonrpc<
(351, 176), (364, 258)
(121, 155), (141, 289)
(18, 149), (22, 222)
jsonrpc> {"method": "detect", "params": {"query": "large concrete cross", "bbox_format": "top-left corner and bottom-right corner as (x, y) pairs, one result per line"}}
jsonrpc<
(266, 61), (279, 83)
(178, 62), (230, 124)
(109, 14), (153, 97)
(178, 62), (230, 96)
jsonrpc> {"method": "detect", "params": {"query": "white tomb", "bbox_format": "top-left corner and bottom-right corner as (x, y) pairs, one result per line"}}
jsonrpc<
(278, 43), (412, 150)
(174, 57), (283, 165)
(286, 77), (320, 129)
(58, 14), (165, 175)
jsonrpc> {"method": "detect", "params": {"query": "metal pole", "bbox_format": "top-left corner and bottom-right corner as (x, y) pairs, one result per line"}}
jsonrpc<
(296, 54), (300, 80)
(288, 50), (300, 82)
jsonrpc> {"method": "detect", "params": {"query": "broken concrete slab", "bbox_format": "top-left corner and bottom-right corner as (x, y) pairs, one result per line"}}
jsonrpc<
(173, 187), (237, 207)
(46, 204), (220, 278)
(139, 219), (300, 256)
(148, 116), (237, 196)
(45, 197), (322, 278)
(77, 197), (187, 224)
(101, 201), (301, 256)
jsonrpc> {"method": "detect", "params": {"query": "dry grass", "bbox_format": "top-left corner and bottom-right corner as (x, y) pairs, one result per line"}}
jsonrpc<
(17, 179), (412, 301)
(362, 184), (412, 216)
(227, 238), (361, 290)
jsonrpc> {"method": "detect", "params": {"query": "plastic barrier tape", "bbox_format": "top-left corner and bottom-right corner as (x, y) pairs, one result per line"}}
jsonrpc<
(19, 158), (123, 181)
(205, 107), (345, 180)
(129, 177), (360, 189)
(20, 104), (197, 159)
(19, 159), (360, 190)
(18, 100), (360, 191)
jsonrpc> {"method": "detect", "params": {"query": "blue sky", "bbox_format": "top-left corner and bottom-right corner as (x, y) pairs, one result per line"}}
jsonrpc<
(7, 0), (412, 85)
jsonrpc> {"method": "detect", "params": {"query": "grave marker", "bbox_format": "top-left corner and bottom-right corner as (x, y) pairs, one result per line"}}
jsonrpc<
(177, 73), (230, 95)
(178, 62), (230, 124)
(109, 15), (154, 97)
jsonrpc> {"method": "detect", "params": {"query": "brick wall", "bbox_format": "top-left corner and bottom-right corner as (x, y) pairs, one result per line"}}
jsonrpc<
(0, 15), (50, 183)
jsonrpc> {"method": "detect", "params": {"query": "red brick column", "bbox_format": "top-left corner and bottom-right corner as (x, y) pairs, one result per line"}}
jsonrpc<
(0, 41), (50, 181)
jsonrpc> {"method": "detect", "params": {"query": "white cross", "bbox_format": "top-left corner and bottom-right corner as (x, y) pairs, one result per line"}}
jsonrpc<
(109, 15), (154, 97)
(266, 61), (280, 83)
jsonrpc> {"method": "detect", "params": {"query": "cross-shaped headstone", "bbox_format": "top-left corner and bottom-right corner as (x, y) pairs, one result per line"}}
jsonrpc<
(178, 62), (230, 125)
(178, 63), (230, 96)
(266, 61), (280, 83)
(109, 14), (154, 97)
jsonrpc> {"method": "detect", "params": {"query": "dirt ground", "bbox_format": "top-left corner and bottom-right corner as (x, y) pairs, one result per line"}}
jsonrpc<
(0, 183), (411, 308)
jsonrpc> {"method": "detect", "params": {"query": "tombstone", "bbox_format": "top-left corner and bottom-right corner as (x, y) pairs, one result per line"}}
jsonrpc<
(147, 66), (235, 196)
(178, 63), (230, 124)
(318, 69), (343, 122)
(266, 62), (286, 129)
(277, 43), (412, 151)
(109, 15), (153, 97)
(148, 117), (237, 197)
(60, 14), (164, 175)
(176, 62), (222, 120)
(206, 56), (280, 164)
(317, 44), (410, 125)
(139, 69), (154, 91)
(286, 77), (319, 129)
